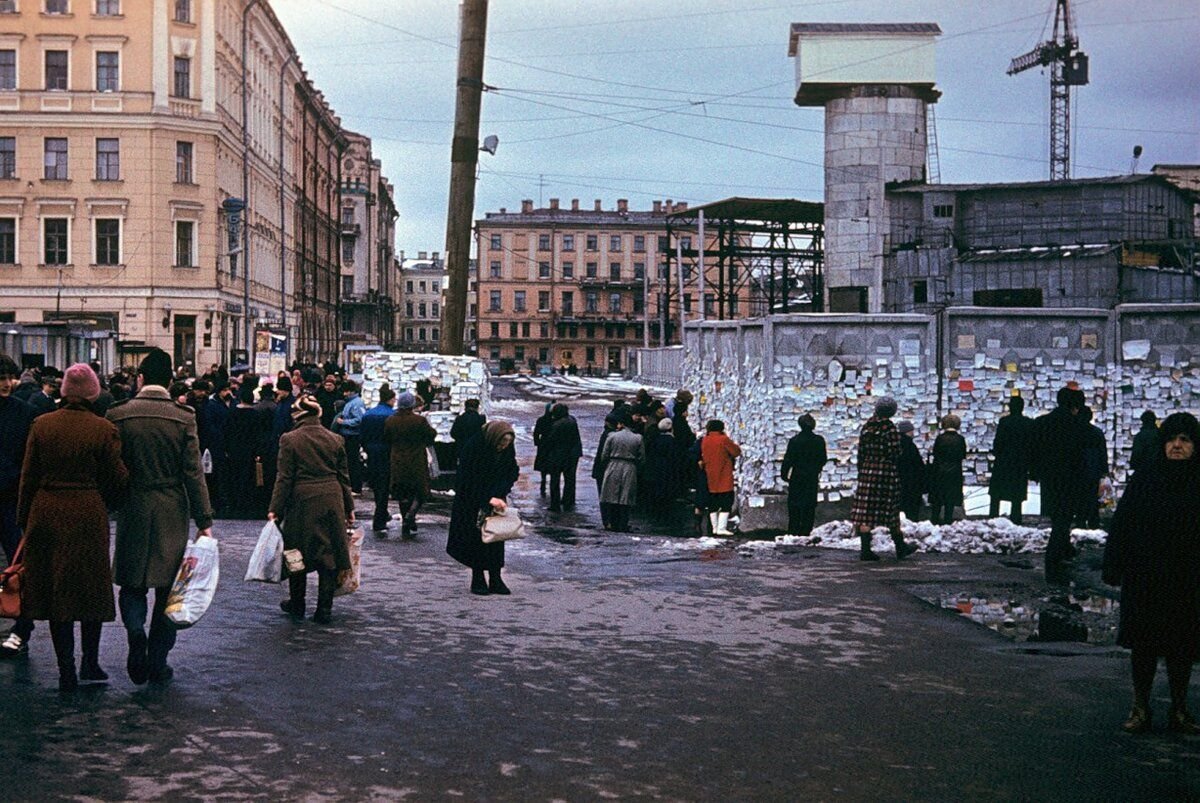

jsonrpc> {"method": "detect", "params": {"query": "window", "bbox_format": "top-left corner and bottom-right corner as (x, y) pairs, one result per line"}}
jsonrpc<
(43, 217), (69, 265)
(489, 260), (501, 278)
(538, 347), (548, 362)
(585, 323), (595, 338)
(521, 322), (530, 338)
(172, 56), (190, 98)
(96, 0), (119, 16)
(913, 280), (928, 305)
(489, 322), (499, 338)
(489, 346), (500, 360)
(585, 261), (597, 278)
(417, 328), (426, 342)
(405, 302), (413, 317)
(586, 234), (597, 251)
(633, 235), (645, 252)
(405, 280), (412, 293)
(340, 206), (354, 225)
(608, 263), (621, 281)
(633, 295), (643, 314)
(585, 291), (598, 312)
(508, 322), (517, 338)
(431, 328), (439, 342)
(488, 290), (501, 312)
(95, 51), (119, 91)
(431, 302), (439, 317)
(173, 0), (190, 23)
(539, 323), (548, 338)
(703, 293), (714, 315)
(513, 291), (526, 312)
(0, 218), (15, 264)
(585, 346), (595, 363)
(46, 0), (68, 13)
(537, 290), (549, 311)
(45, 50), (68, 91)
(828, 286), (868, 313)
(536, 261), (550, 279)
(175, 141), (193, 183)
(609, 293), (621, 313)
(487, 233), (501, 250)
(94, 218), (119, 265)
(729, 295), (738, 315)
(609, 235), (621, 251)
(561, 292), (573, 314)
(341, 237), (354, 263)
(95, 138), (119, 180)
(562, 261), (573, 278)
(683, 294), (692, 313)
(538, 234), (550, 251)
(658, 235), (669, 252)
(0, 1), (15, 12)
(44, 137), (68, 180)
(514, 345), (525, 361)
(562, 234), (574, 251)
(633, 262), (644, 280)
(0, 50), (15, 91)
(340, 276), (353, 297)
(418, 280), (426, 293)
(418, 302), (426, 317)
(933, 204), (954, 219)
(0, 137), (14, 179)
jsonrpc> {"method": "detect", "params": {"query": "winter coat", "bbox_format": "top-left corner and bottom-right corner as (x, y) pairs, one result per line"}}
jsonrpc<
(989, 411), (1034, 502)
(1129, 424), (1160, 475)
(1029, 406), (1092, 519)
(268, 394), (296, 457)
(107, 386), (213, 589)
(269, 416), (353, 573)
(446, 435), (518, 570)
(600, 428), (645, 506)
(781, 430), (827, 507)
(672, 412), (697, 489)
(360, 403), (394, 461)
(450, 408), (486, 444)
(27, 390), (55, 418)
(1082, 424), (1109, 483)
(644, 429), (680, 502)
(897, 435), (926, 513)
(1102, 457), (1200, 658)
(315, 388), (340, 429)
(337, 393), (366, 436)
(0, 394), (34, 495)
(592, 427), (612, 483)
(541, 415), (583, 473)
(850, 416), (901, 529)
(18, 404), (128, 621)
(700, 431), (741, 494)
(385, 409), (436, 498)
(929, 430), (967, 506)
(199, 395), (230, 461)
(532, 409), (554, 472)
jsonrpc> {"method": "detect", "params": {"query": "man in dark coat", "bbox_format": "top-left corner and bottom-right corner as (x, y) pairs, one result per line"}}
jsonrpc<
(27, 374), (57, 417)
(988, 396), (1034, 524)
(315, 374), (340, 430)
(1130, 410), (1159, 475)
(532, 402), (555, 496)
(1030, 385), (1091, 581)
(107, 349), (213, 685)
(0, 353), (36, 658)
(200, 381), (232, 516)
(450, 398), (486, 446)
(1080, 406), (1109, 529)
(896, 420), (926, 523)
(542, 403), (583, 512)
(780, 414), (828, 536)
(385, 391), (437, 538)
(671, 397), (696, 493)
(361, 385), (396, 533)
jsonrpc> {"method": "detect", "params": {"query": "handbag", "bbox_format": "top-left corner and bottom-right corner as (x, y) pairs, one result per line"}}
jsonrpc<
(0, 537), (26, 619)
(479, 506), (525, 543)
(283, 548), (305, 576)
(335, 526), (363, 597)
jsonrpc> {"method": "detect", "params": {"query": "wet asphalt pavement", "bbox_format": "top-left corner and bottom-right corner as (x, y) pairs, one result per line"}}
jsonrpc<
(2, 377), (1199, 801)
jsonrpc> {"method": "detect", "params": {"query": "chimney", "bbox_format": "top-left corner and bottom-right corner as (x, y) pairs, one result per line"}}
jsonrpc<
(665, 199), (673, 213)
(432, 251), (440, 263)
(418, 251), (428, 260)
(617, 199), (628, 213)
(549, 198), (559, 210)
(594, 199), (603, 211)
(521, 199), (534, 214)
(653, 200), (662, 213)
(499, 207), (506, 214)
(676, 201), (688, 211)
(570, 198), (579, 211)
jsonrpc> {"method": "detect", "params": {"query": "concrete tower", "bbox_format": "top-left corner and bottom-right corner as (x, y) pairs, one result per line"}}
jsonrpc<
(789, 23), (942, 312)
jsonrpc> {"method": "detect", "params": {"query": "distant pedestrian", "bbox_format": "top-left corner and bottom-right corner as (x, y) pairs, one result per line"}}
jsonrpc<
(780, 414), (827, 536)
(1129, 410), (1160, 475)
(271, 394), (355, 624)
(1103, 412), (1200, 734)
(593, 413), (617, 528)
(542, 403), (583, 512)
(644, 418), (680, 520)
(850, 397), (918, 561)
(896, 420), (926, 523)
(688, 435), (708, 537)
(447, 421), (519, 595)
(532, 402), (554, 497)
(1081, 407), (1109, 529)
(316, 375), (339, 430)
(600, 413), (644, 532)
(386, 391), (436, 538)
(988, 396), (1034, 524)
(0, 353), (36, 659)
(335, 380), (366, 495)
(201, 381), (233, 517)
(224, 386), (269, 518)
(18, 363), (128, 691)
(700, 420), (741, 537)
(450, 398), (486, 446)
(1029, 385), (1092, 582)
(928, 414), (967, 525)
(361, 385), (396, 533)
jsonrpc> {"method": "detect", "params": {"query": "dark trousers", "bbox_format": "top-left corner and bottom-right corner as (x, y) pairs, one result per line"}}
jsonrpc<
(49, 621), (101, 671)
(119, 587), (175, 672)
(548, 463), (577, 510)
(562, 458), (579, 506)
(343, 435), (364, 493)
(366, 450), (391, 531)
(988, 497), (1023, 526)
(1, 494), (34, 642)
(788, 502), (816, 537)
(1046, 512), (1074, 578)
(608, 504), (631, 532)
(928, 492), (955, 525)
(288, 569), (337, 614)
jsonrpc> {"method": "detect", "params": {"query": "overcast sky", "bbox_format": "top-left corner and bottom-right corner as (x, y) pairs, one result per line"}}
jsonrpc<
(272, 0), (1200, 254)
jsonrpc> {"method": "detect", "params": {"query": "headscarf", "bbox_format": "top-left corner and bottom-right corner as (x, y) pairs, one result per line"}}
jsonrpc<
(291, 393), (322, 422)
(395, 391), (416, 410)
(1160, 412), (1200, 462)
(482, 420), (515, 451)
(658, 418), (673, 432)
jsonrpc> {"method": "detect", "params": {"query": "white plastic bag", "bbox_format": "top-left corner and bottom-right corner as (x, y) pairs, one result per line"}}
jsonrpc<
(335, 527), (363, 597)
(165, 536), (220, 629)
(201, 448), (213, 475)
(245, 521), (284, 583)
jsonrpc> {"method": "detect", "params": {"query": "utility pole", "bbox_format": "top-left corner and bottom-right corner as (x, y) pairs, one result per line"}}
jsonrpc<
(440, 0), (488, 356)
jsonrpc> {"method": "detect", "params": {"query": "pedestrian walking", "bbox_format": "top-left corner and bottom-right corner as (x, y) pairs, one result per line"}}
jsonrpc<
(644, 418), (680, 520)
(1102, 411), (1200, 734)
(542, 403), (583, 512)
(600, 413), (644, 532)
(447, 421), (519, 595)
(1029, 385), (1092, 581)
(1129, 410), (1160, 475)
(386, 391), (437, 538)
(360, 384), (396, 533)
(316, 375), (340, 430)
(781, 414), (828, 536)
(17, 363), (128, 691)
(224, 386), (269, 518)
(896, 420), (926, 523)
(271, 394), (355, 624)
(532, 402), (554, 497)
(850, 397), (918, 561)
(988, 396), (1034, 524)
(108, 349), (213, 685)
(335, 380), (366, 495)
(1081, 407), (1109, 529)
(928, 414), (967, 525)
(0, 353), (36, 659)
(700, 420), (741, 537)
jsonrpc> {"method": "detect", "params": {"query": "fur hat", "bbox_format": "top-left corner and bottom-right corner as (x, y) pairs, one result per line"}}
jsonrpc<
(276, 376), (293, 393)
(61, 363), (101, 402)
(291, 393), (322, 422)
(138, 348), (173, 387)
(675, 389), (694, 404)
(874, 397), (898, 419)
(896, 419), (915, 435)
(941, 414), (961, 430)
(395, 391), (416, 410)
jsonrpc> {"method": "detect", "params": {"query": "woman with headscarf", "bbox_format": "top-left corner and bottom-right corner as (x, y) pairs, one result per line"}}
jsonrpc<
(850, 397), (918, 561)
(17, 364), (128, 691)
(1103, 412), (1200, 734)
(928, 414), (967, 525)
(600, 412), (645, 532)
(447, 420), (519, 595)
(385, 390), (436, 538)
(270, 394), (354, 624)
(644, 417), (679, 520)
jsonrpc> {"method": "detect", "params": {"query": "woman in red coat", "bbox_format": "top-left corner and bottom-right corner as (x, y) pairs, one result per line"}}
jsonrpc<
(17, 364), (128, 691)
(700, 420), (741, 536)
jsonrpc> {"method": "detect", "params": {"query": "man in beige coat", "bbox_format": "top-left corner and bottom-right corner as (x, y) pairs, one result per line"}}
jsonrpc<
(107, 349), (212, 684)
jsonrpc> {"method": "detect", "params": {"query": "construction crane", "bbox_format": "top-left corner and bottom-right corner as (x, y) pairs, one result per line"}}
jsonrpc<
(1007, 0), (1089, 180)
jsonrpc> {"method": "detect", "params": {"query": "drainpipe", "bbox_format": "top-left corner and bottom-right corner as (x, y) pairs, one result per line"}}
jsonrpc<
(278, 50), (298, 361)
(241, 0), (263, 358)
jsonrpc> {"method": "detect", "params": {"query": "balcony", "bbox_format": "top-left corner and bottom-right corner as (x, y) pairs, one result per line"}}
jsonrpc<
(578, 275), (644, 288)
(341, 221), (360, 236)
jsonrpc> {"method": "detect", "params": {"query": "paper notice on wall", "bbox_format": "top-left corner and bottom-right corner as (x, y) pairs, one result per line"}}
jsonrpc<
(1052, 337), (1069, 349)
(1122, 339), (1151, 361)
(900, 339), (921, 356)
(984, 357), (1002, 370)
(974, 353), (986, 368)
(904, 355), (921, 369)
(957, 334), (976, 350)
(958, 379), (975, 392)
(987, 338), (1001, 350)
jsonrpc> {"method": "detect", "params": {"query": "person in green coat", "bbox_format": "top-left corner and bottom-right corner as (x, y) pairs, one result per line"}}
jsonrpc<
(107, 349), (213, 685)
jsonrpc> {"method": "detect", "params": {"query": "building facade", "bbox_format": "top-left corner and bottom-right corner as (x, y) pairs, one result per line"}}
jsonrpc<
(0, 0), (348, 372)
(398, 251), (444, 353)
(475, 198), (747, 374)
(338, 130), (398, 351)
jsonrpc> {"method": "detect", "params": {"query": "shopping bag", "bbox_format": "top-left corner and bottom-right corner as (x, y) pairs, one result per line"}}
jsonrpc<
(0, 537), (26, 619)
(165, 536), (220, 629)
(479, 506), (525, 543)
(201, 448), (213, 475)
(245, 521), (284, 583)
(335, 526), (364, 597)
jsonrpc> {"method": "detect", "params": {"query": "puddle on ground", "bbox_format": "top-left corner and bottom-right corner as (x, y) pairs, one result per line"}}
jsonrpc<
(913, 585), (1119, 645)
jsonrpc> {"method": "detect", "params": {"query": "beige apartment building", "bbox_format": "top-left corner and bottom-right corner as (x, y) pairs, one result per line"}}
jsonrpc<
(398, 251), (444, 353)
(0, 0), (347, 372)
(339, 130), (399, 350)
(475, 198), (752, 374)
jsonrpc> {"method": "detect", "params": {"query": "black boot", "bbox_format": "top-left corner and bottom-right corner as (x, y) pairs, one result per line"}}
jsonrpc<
(488, 569), (511, 595)
(470, 568), (489, 595)
(79, 622), (108, 684)
(312, 570), (335, 624)
(859, 532), (880, 561)
(126, 629), (149, 685)
(50, 622), (78, 692)
(892, 531), (918, 560)
(281, 574), (306, 618)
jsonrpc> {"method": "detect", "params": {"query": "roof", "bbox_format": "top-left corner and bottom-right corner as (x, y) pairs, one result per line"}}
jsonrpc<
(958, 244), (1121, 264)
(665, 197), (823, 225)
(887, 174), (1194, 197)
(478, 209), (675, 228)
(788, 22), (941, 55)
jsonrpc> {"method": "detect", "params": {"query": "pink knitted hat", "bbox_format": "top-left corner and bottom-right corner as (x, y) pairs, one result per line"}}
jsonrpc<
(61, 363), (101, 402)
